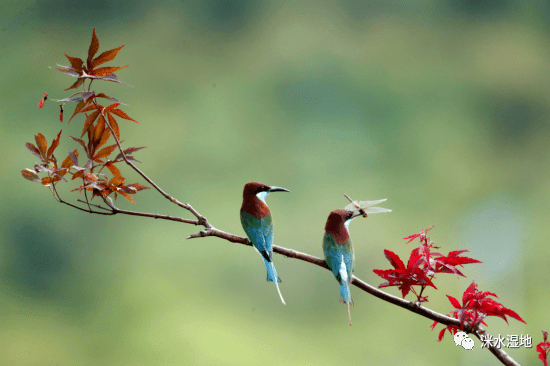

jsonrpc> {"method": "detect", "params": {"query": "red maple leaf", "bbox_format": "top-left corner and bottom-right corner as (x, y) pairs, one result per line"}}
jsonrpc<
(404, 225), (435, 245)
(537, 330), (550, 366)
(460, 280), (525, 325)
(373, 249), (436, 300)
(433, 250), (482, 277)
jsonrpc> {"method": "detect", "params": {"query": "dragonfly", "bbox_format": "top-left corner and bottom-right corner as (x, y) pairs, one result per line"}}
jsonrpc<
(343, 194), (392, 218)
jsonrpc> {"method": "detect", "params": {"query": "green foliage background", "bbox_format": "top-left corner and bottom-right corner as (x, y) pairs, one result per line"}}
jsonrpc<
(2, 0), (550, 364)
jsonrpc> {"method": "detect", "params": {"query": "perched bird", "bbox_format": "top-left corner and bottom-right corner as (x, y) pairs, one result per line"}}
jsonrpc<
(323, 209), (357, 325)
(240, 181), (290, 304)
(323, 199), (391, 325)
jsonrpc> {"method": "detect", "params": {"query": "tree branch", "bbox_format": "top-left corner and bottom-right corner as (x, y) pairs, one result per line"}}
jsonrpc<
(186, 226), (520, 366)
(103, 198), (200, 225)
(473, 329), (520, 366)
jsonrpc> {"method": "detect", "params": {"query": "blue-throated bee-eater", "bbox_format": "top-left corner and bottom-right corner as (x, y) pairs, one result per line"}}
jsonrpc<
(240, 182), (290, 304)
(323, 198), (391, 325)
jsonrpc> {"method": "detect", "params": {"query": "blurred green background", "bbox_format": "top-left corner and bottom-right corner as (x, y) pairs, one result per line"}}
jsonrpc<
(2, 0), (550, 365)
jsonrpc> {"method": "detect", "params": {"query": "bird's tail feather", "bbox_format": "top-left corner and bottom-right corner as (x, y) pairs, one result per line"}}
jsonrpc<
(263, 258), (285, 305)
(263, 258), (281, 283)
(339, 283), (354, 306)
(339, 283), (353, 326)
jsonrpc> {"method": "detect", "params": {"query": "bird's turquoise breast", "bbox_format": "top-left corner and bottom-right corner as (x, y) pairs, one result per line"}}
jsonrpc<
(241, 211), (274, 252)
(323, 232), (355, 283)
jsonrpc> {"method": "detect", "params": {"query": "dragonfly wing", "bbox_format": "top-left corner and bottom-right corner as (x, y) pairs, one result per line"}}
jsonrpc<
(344, 199), (389, 212)
(362, 206), (392, 213)
(356, 199), (387, 208)
(344, 202), (359, 211)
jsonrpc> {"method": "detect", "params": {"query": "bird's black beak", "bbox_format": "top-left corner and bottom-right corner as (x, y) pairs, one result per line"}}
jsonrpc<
(269, 186), (290, 193)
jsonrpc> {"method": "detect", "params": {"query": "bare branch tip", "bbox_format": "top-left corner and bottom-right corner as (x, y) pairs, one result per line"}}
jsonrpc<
(186, 230), (208, 240)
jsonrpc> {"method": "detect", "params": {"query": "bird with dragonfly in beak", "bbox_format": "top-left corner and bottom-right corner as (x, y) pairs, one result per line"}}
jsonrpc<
(323, 195), (391, 325)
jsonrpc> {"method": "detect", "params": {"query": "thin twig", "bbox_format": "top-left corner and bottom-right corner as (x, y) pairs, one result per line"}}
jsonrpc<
(83, 188), (92, 211)
(107, 204), (200, 225)
(76, 199), (111, 211)
(51, 183), (113, 216)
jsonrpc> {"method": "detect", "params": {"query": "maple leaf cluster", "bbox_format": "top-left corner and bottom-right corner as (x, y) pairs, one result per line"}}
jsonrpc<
(372, 226), (526, 340)
(53, 28), (128, 91)
(373, 226), (481, 302)
(431, 279), (526, 341)
(22, 29), (149, 204)
(22, 131), (70, 185)
(538, 330), (550, 366)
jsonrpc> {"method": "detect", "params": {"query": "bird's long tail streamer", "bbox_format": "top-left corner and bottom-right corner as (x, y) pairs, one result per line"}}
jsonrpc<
(274, 278), (286, 305)
(347, 302), (352, 326)
(339, 282), (353, 325)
